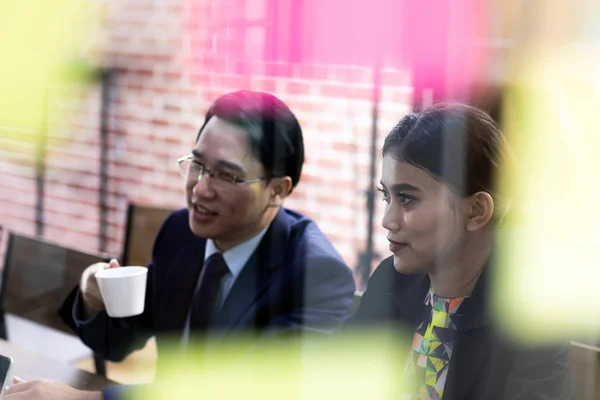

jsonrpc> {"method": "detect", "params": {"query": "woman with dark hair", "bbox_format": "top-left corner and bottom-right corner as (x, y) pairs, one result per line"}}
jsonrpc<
(351, 103), (573, 400)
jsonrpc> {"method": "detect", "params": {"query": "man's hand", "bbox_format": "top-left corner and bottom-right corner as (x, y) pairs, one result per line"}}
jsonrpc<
(80, 259), (121, 317)
(4, 377), (102, 400)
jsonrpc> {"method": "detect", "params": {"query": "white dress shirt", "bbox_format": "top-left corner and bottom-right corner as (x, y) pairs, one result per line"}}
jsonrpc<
(181, 228), (268, 346)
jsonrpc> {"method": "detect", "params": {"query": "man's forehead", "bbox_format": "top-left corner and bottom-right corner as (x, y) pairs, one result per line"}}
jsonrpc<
(195, 117), (264, 169)
(198, 117), (251, 144)
(191, 146), (263, 174)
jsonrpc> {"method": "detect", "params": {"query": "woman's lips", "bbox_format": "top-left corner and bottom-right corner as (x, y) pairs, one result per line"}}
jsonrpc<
(388, 239), (407, 253)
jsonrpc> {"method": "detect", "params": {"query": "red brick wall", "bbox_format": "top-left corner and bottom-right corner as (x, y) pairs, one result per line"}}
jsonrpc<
(0, 0), (413, 287)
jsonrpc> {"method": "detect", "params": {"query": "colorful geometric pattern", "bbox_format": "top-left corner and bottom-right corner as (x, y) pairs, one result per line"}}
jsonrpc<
(403, 288), (470, 400)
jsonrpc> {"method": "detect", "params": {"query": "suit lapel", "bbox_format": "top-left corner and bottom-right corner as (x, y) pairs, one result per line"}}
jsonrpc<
(212, 208), (290, 333)
(211, 252), (276, 332)
(158, 239), (206, 332)
(443, 264), (493, 400)
(444, 327), (492, 400)
(393, 272), (430, 327)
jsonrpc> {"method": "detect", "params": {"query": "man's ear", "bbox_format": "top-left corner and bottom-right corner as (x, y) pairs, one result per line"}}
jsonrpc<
(268, 177), (292, 207)
(465, 191), (494, 232)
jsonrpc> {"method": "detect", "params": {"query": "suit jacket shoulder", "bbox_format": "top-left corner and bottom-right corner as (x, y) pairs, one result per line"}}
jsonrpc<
(281, 208), (346, 263)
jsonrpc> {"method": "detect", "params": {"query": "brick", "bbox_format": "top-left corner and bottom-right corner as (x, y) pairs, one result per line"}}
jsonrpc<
(298, 173), (326, 186)
(318, 157), (347, 170)
(164, 71), (182, 81)
(314, 193), (349, 208)
(189, 71), (213, 85)
(45, 182), (98, 204)
(248, 76), (275, 93)
(214, 74), (252, 90)
(391, 89), (414, 105)
(145, 52), (174, 63)
(380, 69), (411, 87)
(327, 66), (373, 85)
(0, 174), (36, 193)
(141, 38), (159, 47)
(288, 100), (325, 114)
(110, 34), (130, 44)
(151, 118), (170, 127)
(315, 121), (346, 135)
(43, 224), (98, 252)
(0, 213), (36, 236)
(287, 190), (307, 202)
(264, 63), (294, 78)
(286, 81), (313, 96)
(0, 188), (36, 206)
(201, 57), (229, 73)
(168, 3), (184, 13)
(347, 68), (373, 85)
(321, 232), (347, 245)
(320, 84), (374, 100)
(125, 82), (146, 92)
(129, 68), (154, 78)
(0, 200), (36, 221)
(319, 84), (349, 98)
(332, 142), (358, 152)
(298, 65), (330, 81)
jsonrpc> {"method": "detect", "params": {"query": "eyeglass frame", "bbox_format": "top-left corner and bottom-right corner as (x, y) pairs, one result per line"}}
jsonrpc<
(176, 154), (269, 185)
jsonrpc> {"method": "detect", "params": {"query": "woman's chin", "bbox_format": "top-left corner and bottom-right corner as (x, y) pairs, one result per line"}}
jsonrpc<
(392, 256), (423, 275)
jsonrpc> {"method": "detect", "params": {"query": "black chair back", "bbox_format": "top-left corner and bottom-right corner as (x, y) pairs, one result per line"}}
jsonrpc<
(122, 203), (174, 266)
(1, 233), (110, 335)
(1, 232), (111, 376)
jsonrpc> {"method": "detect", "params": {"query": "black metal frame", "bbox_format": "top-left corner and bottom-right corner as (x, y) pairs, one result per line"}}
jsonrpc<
(0, 232), (13, 341)
(99, 69), (115, 254)
(120, 203), (136, 266)
(355, 64), (383, 290)
(96, 68), (117, 377)
(35, 88), (49, 237)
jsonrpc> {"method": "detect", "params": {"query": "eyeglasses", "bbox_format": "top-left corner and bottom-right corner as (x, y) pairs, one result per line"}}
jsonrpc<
(177, 154), (267, 186)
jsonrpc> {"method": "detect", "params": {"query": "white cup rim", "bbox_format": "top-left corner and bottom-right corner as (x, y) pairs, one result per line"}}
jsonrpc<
(96, 266), (148, 279)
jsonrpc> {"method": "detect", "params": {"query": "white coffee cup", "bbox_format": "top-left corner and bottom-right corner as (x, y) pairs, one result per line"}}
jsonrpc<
(95, 266), (148, 318)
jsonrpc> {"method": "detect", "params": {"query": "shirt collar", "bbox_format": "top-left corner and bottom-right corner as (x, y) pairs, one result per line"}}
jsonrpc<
(425, 287), (469, 314)
(204, 228), (268, 278)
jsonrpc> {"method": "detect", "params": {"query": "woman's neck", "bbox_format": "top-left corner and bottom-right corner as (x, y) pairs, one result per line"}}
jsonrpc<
(428, 237), (492, 299)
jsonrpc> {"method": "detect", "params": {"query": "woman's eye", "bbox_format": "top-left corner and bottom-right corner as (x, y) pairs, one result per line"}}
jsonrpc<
(397, 194), (415, 205)
(398, 195), (411, 205)
(377, 188), (390, 203)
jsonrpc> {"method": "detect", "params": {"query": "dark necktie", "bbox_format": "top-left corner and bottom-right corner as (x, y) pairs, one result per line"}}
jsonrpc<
(189, 252), (229, 331)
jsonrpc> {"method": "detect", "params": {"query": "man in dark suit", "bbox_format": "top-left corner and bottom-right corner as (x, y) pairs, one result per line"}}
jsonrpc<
(5, 91), (355, 400)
